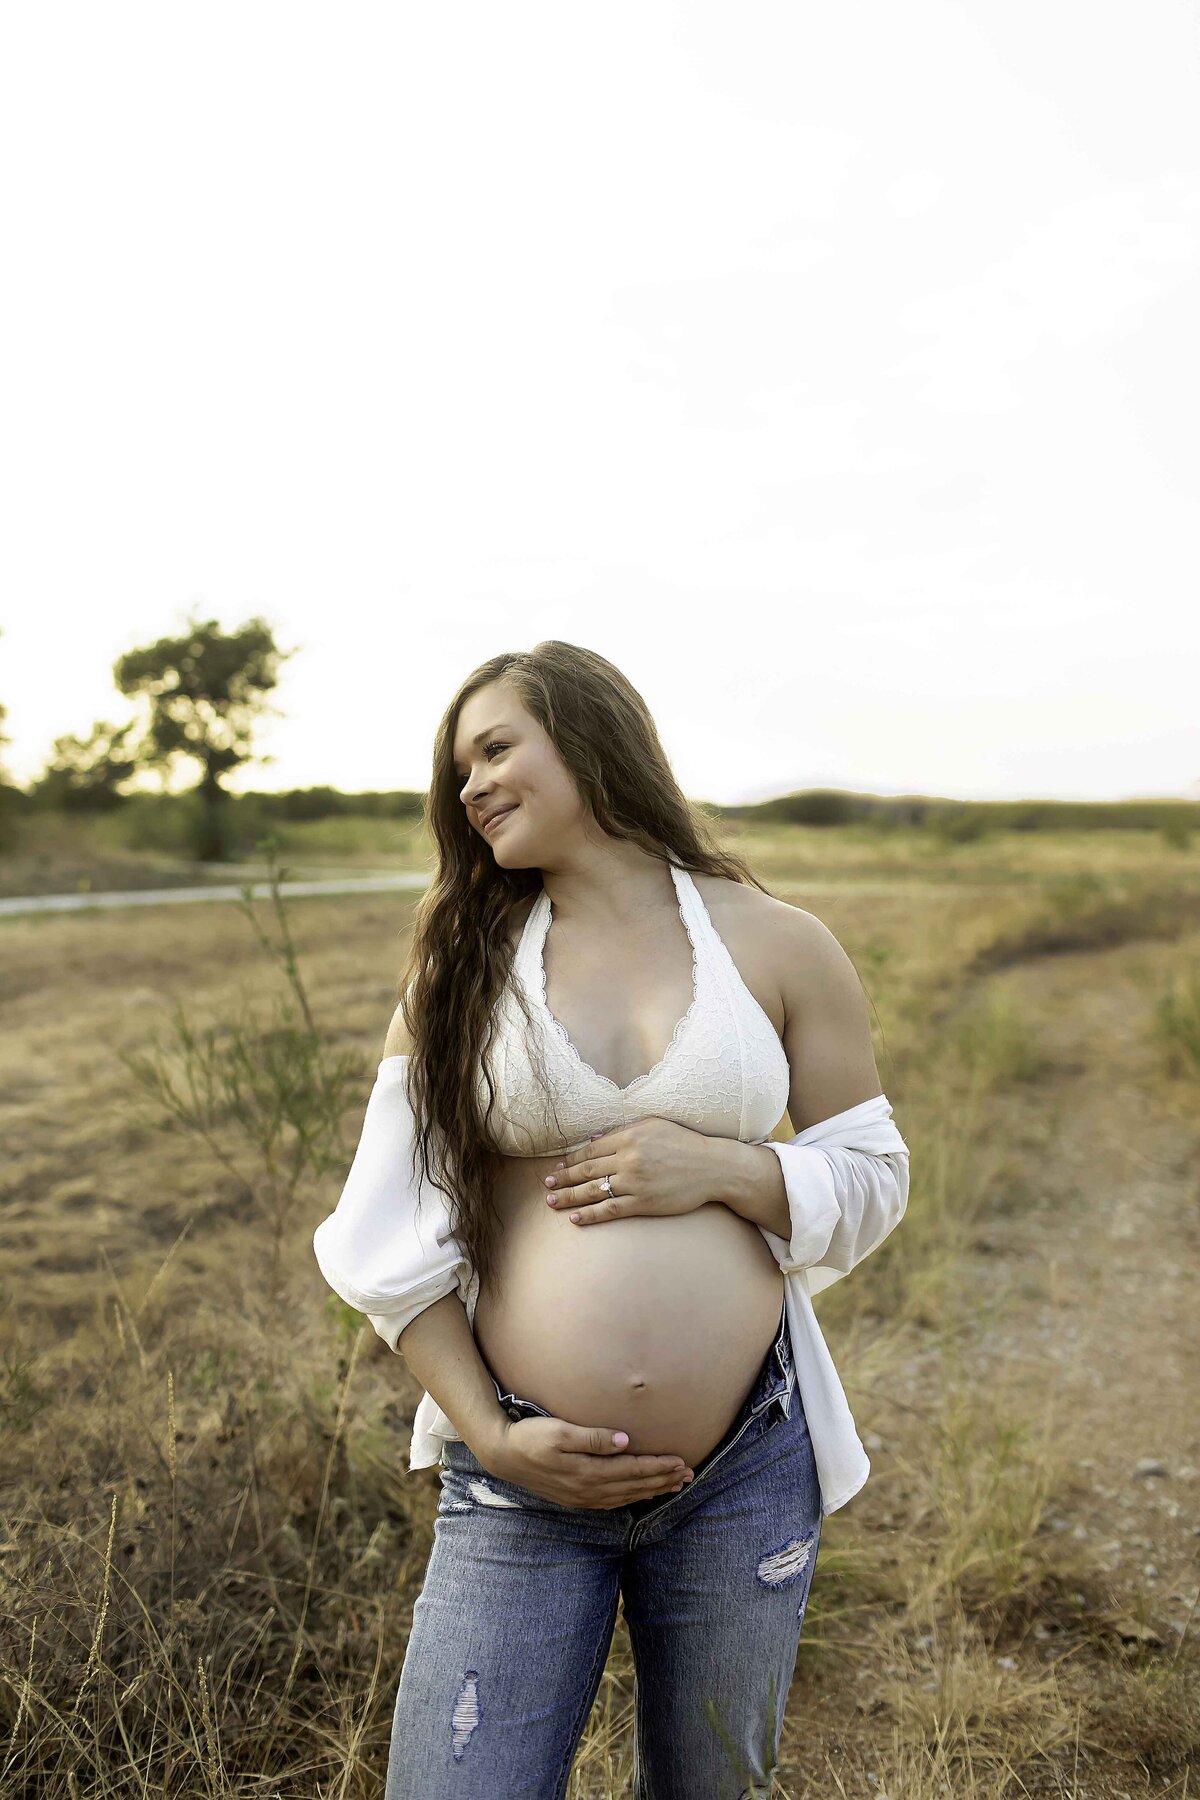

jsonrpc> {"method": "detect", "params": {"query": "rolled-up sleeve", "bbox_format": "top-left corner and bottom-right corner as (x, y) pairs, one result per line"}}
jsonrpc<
(312, 1055), (470, 1351)
(756, 1094), (910, 1293)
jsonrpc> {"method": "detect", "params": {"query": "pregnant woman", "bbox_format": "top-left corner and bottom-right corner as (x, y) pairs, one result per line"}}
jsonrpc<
(313, 640), (910, 1798)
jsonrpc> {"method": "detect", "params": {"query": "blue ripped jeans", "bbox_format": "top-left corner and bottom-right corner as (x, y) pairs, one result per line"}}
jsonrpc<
(384, 1301), (824, 1799)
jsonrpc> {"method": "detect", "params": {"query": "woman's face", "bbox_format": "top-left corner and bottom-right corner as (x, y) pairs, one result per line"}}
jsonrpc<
(451, 679), (586, 867)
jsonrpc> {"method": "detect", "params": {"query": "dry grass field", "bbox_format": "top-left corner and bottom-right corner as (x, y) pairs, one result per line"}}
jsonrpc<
(1, 821), (1197, 1797)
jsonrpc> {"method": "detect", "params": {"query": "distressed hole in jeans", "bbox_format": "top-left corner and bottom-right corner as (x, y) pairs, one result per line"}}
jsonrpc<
(466, 1476), (521, 1508)
(755, 1534), (814, 1590)
(452, 1668), (481, 1760)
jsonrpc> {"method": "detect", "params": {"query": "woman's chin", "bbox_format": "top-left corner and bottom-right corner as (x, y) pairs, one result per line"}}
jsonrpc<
(490, 829), (532, 866)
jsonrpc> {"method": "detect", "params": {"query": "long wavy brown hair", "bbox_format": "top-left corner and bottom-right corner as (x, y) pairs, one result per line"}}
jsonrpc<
(399, 640), (771, 1299)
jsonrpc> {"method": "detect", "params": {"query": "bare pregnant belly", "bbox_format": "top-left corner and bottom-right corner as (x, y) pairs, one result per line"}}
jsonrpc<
(472, 1154), (787, 1470)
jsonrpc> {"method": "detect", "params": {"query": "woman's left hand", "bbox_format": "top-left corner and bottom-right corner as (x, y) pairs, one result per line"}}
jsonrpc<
(543, 1117), (724, 1225)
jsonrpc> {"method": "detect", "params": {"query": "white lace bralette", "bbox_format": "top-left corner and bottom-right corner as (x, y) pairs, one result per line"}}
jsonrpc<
(474, 862), (791, 1157)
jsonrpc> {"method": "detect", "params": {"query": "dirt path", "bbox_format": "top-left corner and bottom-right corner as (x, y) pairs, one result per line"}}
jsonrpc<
(765, 930), (1200, 1797)
(969, 936), (1198, 1648)
(0, 869), (430, 916)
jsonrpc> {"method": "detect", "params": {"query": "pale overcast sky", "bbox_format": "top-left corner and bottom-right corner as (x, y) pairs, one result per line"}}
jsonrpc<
(2, 2), (1197, 805)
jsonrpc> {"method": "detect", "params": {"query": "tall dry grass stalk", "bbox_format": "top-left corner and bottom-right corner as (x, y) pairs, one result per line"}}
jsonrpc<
(116, 839), (368, 1332)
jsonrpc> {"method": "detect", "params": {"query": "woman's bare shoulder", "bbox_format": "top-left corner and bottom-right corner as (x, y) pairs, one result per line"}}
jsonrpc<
(691, 870), (824, 936)
(691, 872), (849, 991)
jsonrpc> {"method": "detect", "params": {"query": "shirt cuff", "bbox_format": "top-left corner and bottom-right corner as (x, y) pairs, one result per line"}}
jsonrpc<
(756, 1140), (842, 1273)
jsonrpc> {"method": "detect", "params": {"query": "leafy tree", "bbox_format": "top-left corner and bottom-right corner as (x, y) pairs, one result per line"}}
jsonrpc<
(114, 612), (293, 861)
(30, 718), (139, 811)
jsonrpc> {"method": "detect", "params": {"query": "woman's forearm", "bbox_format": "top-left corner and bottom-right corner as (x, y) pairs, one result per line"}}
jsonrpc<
(397, 1292), (510, 1464)
(704, 1136), (791, 1238)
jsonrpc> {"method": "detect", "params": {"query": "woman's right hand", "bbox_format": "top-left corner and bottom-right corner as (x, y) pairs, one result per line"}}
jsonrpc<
(486, 1416), (695, 1509)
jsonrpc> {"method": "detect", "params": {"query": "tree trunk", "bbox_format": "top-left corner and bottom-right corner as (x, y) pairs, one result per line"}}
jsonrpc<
(196, 767), (230, 862)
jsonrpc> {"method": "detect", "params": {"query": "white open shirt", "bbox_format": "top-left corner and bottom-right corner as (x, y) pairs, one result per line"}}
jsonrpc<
(313, 1055), (910, 1517)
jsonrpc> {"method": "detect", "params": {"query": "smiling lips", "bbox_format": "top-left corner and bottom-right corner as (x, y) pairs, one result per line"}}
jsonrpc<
(482, 805), (517, 834)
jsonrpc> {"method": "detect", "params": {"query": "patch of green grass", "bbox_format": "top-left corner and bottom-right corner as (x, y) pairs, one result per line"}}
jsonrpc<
(972, 873), (1200, 970)
(1152, 957), (1200, 1078)
(950, 988), (1046, 1087)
